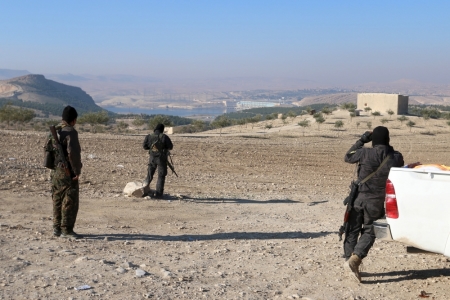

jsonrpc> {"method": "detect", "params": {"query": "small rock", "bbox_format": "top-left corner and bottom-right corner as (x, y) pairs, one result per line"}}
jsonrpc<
(160, 268), (172, 278)
(116, 267), (126, 274)
(136, 269), (146, 277)
(74, 257), (88, 263)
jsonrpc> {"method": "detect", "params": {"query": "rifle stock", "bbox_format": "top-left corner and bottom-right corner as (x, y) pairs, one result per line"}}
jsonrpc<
(49, 125), (71, 177)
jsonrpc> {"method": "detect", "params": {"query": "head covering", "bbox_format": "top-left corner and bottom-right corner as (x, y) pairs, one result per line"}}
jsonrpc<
(372, 126), (390, 146)
(154, 123), (165, 132)
(62, 105), (78, 123)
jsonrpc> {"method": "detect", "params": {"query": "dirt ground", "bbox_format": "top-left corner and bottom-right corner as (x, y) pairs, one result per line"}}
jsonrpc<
(1, 110), (450, 300)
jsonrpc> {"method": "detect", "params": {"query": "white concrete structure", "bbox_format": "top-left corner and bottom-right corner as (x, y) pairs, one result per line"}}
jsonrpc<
(357, 93), (408, 115)
(166, 127), (174, 135)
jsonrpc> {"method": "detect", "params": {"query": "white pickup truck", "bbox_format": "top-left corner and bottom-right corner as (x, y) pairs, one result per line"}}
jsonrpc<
(374, 167), (450, 257)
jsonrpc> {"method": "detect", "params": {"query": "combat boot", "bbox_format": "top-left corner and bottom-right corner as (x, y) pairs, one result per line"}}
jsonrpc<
(61, 231), (83, 239)
(153, 191), (164, 199)
(344, 254), (362, 282)
(53, 228), (62, 237)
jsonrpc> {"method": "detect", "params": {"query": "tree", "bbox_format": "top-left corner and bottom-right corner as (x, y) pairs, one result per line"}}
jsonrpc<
(211, 116), (231, 136)
(397, 115), (408, 126)
(132, 117), (145, 127)
(422, 114), (430, 126)
(386, 109), (394, 119)
(297, 119), (310, 136)
(287, 110), (297, 123)
(131, 117), (145, 132)
(334, 120), (344, 136)
(315, 116), (325, 131)
(406, 120), (415, 132)
(0, 104), (35, 129)
(117, 121), (129, 133)
(321, 106), (333, 118)
(15, 107), (35, 130)
(265, 123), (273, 133)
(78, 111), (110, 133)
(349, 112), (356, 122)
(380, 118), (389, 125)
(371, 111), (381, 119)
(148, 115), (173, 131)
(364, 107), (372, 114)
(192, 119), (206, 132)
(248, 114), (262, 129)
(0, 103), (16, 128)
(340, 102), (356, 111)
(265, 114), (274, 120)
(366, 121), (372, 130)
(313, 112), (323, 120)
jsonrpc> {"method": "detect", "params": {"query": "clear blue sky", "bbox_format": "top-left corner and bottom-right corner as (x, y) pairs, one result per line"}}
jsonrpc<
(2, 0), (450, 86)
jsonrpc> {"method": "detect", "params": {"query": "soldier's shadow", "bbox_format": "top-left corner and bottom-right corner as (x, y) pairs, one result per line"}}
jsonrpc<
(84, 231), (333, 242)
(186, 198), (301, 204)
(362, 268), (450, 284)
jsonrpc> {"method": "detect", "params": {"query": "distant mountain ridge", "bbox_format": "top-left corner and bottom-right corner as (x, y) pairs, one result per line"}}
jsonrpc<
(0, 74), (104, 115)
(0, 68), (30, 80)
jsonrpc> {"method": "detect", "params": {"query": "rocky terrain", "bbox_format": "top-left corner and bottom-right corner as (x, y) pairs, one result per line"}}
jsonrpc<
(1, 110), (450, 299)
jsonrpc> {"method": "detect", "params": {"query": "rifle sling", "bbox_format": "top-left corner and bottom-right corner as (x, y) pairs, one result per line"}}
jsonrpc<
(358, 154), (391, 185)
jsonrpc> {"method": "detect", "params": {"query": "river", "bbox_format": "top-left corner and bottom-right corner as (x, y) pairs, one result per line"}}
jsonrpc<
(104, 106), (231, 118)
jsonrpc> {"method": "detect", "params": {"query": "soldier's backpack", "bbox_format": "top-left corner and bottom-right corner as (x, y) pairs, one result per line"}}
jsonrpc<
(43, 133), (56, 169)
(43, 125), (63, 170)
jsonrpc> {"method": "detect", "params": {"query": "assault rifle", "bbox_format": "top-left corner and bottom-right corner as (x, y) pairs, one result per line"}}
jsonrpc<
(167, 152), (178, 177)
(49, 125), (71, 177)
(338, 180), (359, 241)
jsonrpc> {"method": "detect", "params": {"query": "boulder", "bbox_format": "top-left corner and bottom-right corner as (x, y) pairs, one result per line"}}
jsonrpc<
(123, 182), (150, 197)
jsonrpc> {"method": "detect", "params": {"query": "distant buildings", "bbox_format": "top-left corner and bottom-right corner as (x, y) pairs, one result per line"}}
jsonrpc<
(357, 93), (408, 115)
(235, 101), (279, 111)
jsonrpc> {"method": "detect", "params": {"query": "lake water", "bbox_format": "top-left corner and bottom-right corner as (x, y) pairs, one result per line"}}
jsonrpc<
(104, 106), (230, 118)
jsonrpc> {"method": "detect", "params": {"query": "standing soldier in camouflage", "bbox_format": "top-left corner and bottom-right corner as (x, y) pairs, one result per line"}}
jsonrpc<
(51, 105), (83, 239)
(143, 123), (173, 198)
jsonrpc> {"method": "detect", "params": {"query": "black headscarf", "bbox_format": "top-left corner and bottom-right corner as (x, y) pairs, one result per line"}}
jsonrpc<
(372, 126), (390, 146)
(154, 123), (165, 132)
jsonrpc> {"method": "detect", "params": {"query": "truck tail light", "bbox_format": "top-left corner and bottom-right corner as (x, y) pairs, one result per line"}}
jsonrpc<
(385, 179), (399, 219)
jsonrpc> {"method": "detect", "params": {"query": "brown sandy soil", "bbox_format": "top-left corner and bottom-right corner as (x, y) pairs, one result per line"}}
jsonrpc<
(1, 110), (450, 299)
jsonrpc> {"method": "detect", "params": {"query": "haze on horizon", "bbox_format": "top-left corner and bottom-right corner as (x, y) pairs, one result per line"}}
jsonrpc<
(2, 0), (450, 89)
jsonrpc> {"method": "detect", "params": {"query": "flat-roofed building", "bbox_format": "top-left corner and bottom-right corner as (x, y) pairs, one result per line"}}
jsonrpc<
(357, 93), (408, 115)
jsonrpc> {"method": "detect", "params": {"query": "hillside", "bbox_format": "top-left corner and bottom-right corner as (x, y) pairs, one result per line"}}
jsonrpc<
(1, 110), (450, 299)
(0, 74), (104, 115)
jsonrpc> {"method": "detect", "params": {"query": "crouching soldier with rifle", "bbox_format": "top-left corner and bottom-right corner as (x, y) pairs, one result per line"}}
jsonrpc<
(142, 123), (174, 198)
(341, 127), (403, 282)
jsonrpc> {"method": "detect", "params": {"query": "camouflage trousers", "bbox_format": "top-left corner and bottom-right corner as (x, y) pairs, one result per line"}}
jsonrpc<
(51, 168), (79, 234)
